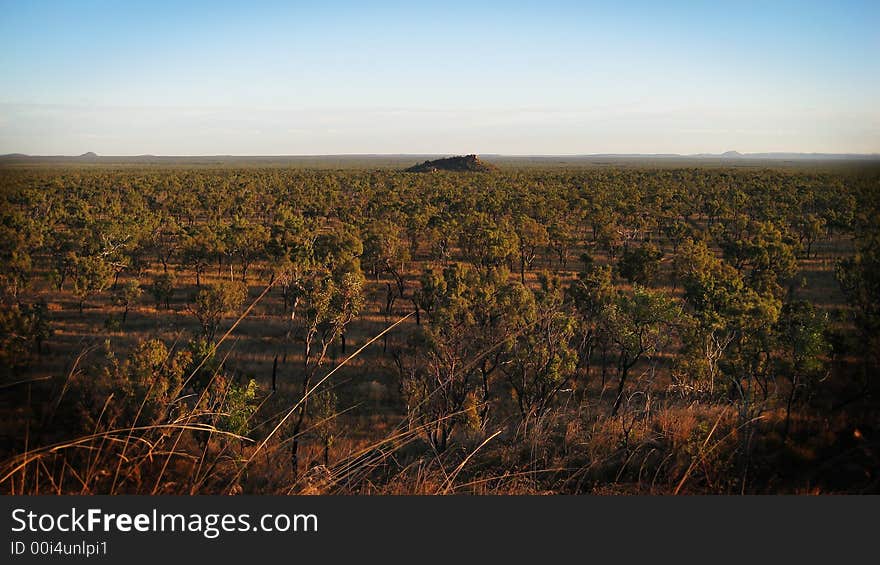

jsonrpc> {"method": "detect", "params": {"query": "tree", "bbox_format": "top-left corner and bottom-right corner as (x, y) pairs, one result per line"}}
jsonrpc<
(362, 220), (409, 278)
(676, 238), (781, 401)
(547, 219), (576, 269)
(113, 280), (142, 324)
(71, 255), (113, 313)
(617, 242), (662, 286)
(835, 229), (880, 394)
(400, 264), (533, 449)
(0, 301), (51, 377)
(459, 214), (518, 270)
(425, 220), (456, 264)
(287, 263), (364, 477)
(0, 220), (33, 301)
(602, 286), (681, 416)
(181, 226), (219, 287)
(313, 222), (363, 269)
(567, 264), (614, 386)
(309, 381), (338, 467)
(514, 216), (549, 283)
(836, 233), (880, 342)
(0, 248), (31, 302)
(217, 377), (260, 439)
(362, 219), (411, 299)
(0, 209), (40, 301)
(411, 267), (446, 325)
(190, 281), (247, 341)
(267, 210), (316, 312)
(662, 217), (695, 255)
(794, 214), (826, 259)
(73, 339), (192, 430)
(720, 219), (797, 296)
(502, 275), (577, 427)
(225, 217), (270, 282)
(775, 301), (828, 439)
(148, 215), (182, 274)
(150, 273), (176, 311)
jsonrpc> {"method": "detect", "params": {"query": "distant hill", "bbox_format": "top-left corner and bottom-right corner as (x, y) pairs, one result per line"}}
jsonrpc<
(405, 154), (498, 173)
(80, 152), (98, 158)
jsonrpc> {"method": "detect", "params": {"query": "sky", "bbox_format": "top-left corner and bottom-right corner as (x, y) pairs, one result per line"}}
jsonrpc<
(0, 0), (878, 155)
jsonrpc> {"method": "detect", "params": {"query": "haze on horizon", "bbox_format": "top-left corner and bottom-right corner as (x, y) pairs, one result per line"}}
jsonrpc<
(1, 0), (878, 156)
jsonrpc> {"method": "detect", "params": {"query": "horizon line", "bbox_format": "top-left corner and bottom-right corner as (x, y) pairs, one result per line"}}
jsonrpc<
(4, 151), (880, 159)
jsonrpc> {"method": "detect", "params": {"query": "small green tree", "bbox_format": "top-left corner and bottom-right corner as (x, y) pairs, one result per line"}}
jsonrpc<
(72, 339), (192, 431)
(547, 219), (576, 269)
(515, 215), (549, 283)
(114, 280), (142, 323)
(190, 281), (247, 341)
(0, 301), (52, 376)
(617, 243), (662, 286)
(775, 301), (828, 439)
(502, 275), (577, 427)
(218, 378), (259, 437)
(459, 214), (518, 270)
(567, 264), (614, 385)
(795, 214), (826, 259)
(287, 263), (364, 477)
(181, 226), (218, 287)
(71, 255), (113, 313)
(401, 264), (533, 448)
(836, 232), (880, 371)
(602, 286), (681, 416)
(150, 272), (176, 310)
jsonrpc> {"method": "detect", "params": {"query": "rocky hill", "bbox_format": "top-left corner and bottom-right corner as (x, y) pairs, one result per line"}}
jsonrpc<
(405, 154), (497, 173)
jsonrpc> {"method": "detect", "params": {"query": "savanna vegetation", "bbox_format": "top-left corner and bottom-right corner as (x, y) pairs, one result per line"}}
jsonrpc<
(1, 160), (878, 494)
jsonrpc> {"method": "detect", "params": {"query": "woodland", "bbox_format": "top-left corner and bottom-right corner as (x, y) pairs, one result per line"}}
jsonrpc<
(1, 161), (877, 494)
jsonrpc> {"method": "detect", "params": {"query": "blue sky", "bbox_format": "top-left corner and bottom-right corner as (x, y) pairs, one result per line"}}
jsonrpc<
(0, 0), (877, 155)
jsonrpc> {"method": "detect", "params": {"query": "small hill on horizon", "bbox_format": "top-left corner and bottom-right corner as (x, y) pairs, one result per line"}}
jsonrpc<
(405, 154), (497, 173)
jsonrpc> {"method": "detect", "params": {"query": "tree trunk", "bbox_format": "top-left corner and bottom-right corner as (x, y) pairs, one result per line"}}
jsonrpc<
(783, 375), (798, 441)
(601, 346), (608, 387)
(612, 360), (631, 416)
